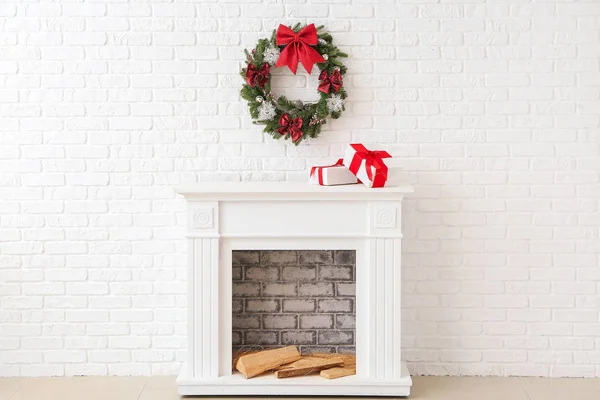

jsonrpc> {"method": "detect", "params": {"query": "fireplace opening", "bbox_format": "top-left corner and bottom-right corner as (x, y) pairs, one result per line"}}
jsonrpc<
(232, 250), (356, 379)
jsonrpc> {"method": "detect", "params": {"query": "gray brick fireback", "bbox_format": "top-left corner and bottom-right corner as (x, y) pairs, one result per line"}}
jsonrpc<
(232, 250), (356, 355)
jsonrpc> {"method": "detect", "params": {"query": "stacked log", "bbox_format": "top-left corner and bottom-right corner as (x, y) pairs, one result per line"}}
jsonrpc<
(234, 346), (356, 380)
(235, 346), (302, 378)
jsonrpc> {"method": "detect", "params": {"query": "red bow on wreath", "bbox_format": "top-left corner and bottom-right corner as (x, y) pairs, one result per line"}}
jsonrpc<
(277, 113), (303, 143)
(246, 63), (270, 88)
(275, 24), (325, 75)
(317, 69), (343, 94)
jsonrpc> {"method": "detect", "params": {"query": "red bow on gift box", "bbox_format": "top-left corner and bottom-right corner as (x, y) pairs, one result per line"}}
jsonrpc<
(245, 63), (270, 88)
(275, 24), (325, 75)
(317, 69), (342, 94)
(309, 158), (344, 185)
(347, 144), (391, 188)
(277, 113), (303, 143)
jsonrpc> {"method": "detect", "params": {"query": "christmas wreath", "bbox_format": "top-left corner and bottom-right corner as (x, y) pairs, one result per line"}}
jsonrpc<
(240, 23), (348, 145)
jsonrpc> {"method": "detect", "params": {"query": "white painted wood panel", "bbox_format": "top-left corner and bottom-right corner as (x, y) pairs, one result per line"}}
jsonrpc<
(220, 201), (367, 237)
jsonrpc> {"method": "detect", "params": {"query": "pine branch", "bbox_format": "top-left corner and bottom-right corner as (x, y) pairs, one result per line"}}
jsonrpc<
(320, 33), (333, 43)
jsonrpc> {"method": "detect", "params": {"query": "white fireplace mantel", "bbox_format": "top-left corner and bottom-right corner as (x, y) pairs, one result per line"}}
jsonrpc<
(176, 182), (413, 396)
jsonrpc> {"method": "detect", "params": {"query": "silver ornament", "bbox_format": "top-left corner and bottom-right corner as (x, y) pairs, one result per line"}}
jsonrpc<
(255, 96), (263, 103)
(322, 54), (329, 61)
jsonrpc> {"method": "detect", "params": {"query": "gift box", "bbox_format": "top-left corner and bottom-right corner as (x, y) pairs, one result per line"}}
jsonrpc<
(342, 143), (391, 188)
(309, 159), (359, 186)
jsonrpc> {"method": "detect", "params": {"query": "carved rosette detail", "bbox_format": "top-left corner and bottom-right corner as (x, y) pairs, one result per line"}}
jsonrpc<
(193, 208), (214, 229)
(374, 207), (396, 229)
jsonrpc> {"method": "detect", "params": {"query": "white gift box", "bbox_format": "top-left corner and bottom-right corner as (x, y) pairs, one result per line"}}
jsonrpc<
(342, 143), (392, 188)
(308, 160), (359, 186)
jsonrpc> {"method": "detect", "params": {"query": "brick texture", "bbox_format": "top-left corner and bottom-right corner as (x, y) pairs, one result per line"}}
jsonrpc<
(0, 0), (599, 379)
(232, 250), (355, 355)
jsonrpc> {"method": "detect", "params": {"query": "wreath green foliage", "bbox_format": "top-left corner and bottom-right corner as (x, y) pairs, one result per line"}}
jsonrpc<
(240, 23), (348, 145)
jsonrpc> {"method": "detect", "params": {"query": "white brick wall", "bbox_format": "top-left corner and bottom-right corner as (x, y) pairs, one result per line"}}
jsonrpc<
(1, 0), (599, 378)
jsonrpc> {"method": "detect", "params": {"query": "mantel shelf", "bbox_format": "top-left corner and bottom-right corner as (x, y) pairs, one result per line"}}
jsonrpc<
(176, 182), (413, 202)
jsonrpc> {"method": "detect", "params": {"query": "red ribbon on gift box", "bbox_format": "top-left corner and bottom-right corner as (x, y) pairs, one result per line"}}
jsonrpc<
(346, 144), (391, 188)
(309, 158), (345, 185)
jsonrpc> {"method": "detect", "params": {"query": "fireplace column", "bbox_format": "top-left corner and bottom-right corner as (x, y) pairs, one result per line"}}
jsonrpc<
(362, 203), (404, 381)
(187, 201), (219, 379)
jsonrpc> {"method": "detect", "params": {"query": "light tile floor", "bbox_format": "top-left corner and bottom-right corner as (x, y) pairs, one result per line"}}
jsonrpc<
(1, 376), (599, 400)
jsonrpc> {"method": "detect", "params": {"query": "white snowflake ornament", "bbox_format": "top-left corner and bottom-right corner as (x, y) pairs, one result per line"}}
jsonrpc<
(257, 102), (277, 121)
(263, 46), (281, 66)
(326, 94), (344, 113)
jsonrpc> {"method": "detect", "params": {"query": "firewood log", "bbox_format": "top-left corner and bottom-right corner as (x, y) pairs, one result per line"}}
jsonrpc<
(275, 356), (344, 379)
(320, 365), (357, 379)
(235, 346), (301, 379)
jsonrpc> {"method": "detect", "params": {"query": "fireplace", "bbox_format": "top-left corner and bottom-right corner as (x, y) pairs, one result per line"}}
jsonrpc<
(176, 182), (413, 396)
